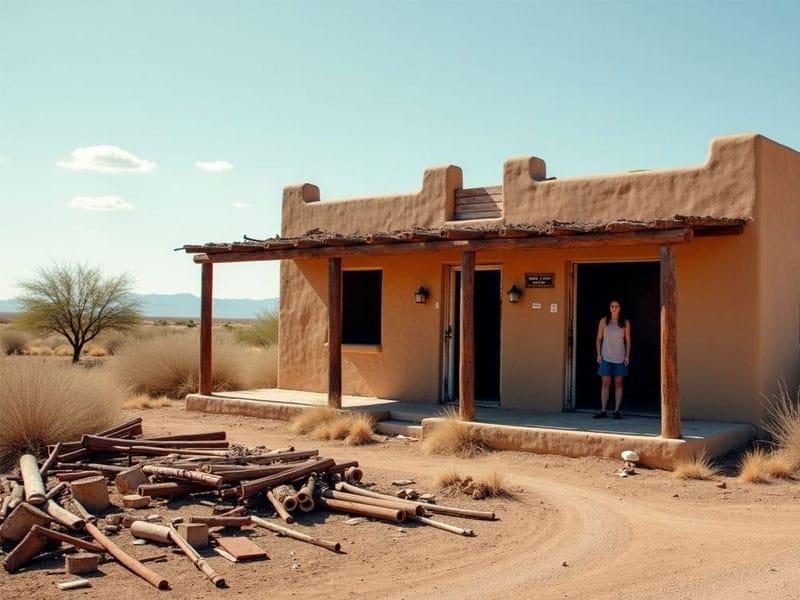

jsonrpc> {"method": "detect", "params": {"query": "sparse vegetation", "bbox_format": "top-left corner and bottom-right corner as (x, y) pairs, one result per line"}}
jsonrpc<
(671, 449), (719, 480)
(0, 358), (124, 470)
(762, 379), (800, 472)
(421, 408), (487, 458)
(110, 331), (275, 398)
(738, 447), (770, 483)
(235, 309), (279, 347)
(122, 394), (173, 410)
(483, 462), (510, 497)
(0, 329), (29, 355)
(288, 407), (375, 445)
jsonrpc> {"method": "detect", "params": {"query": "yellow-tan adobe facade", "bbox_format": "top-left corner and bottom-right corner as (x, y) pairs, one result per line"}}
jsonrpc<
(184, 133), (800, 434)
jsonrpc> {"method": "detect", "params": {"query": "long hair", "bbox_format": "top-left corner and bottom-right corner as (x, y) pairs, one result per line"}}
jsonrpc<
(604, 301), (627, 328)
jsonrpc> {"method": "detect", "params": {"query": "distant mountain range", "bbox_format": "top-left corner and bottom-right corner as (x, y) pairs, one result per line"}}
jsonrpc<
(0, 293), (278, 320)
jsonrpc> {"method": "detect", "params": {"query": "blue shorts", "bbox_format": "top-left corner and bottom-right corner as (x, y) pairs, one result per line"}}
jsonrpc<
(598, 359), (629, 377)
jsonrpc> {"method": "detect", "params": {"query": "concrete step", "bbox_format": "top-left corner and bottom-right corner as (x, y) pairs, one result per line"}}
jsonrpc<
(376, 419), (422, 438)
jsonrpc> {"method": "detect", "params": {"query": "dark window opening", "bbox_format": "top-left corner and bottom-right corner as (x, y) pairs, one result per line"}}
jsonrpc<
(342, 270), (382, 345)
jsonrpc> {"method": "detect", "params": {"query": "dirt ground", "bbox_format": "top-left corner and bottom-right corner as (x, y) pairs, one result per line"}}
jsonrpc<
(3, 403), (800, 600)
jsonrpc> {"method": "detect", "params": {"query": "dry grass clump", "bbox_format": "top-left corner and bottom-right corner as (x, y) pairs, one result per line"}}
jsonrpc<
(110, 331), (270, 398)
(0, 358), (123, 470)
(482, 462), (511, 497)
(0, 330), (29, 355)
(421, 408), (487, 458)
(671, 450), (719, 480)
(738, 447), (770, 483)
(762, 379), (800, 472)
(122, 394), (173, 410)
(434, 464), (463, 489)
(289, 408), (375, 445)
(434, 462), (509, 499)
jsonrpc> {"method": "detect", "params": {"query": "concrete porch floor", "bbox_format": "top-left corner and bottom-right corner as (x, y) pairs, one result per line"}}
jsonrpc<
(185, 388), (757, 470)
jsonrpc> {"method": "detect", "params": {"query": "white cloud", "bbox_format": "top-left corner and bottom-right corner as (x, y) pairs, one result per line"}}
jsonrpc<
(69, 195), (135, 211)
(195, 160), (233, 172)
(58, 145), (157, 173)
(232, 202), (253, 208)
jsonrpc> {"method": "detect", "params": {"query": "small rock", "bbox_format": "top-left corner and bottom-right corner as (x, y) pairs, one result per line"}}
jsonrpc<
(419, 493), (436, 502)
(716, 481), (727, 489)
(404, 488), (419, 500)
(391, 479), (414, 486)
(562, 561), (568, 567)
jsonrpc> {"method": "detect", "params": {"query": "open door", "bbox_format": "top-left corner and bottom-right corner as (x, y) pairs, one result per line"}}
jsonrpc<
(443, 267), (501, 405)
(572, 262), (660, 414)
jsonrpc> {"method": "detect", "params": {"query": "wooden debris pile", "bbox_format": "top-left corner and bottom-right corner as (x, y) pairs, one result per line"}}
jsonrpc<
(0, 417), (497, 591)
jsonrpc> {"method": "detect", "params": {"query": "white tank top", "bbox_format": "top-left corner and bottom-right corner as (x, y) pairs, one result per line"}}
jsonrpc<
(601, 321), (626, 363)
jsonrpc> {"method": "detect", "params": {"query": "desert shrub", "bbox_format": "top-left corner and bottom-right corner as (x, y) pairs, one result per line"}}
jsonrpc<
(110, 331), (266, 398)
(0, 358), (123, 470)
(764, 451), (794, 479)
(762, 379), (800, 471)
(434, 465), (463, 489)
(421, 408), (487, 458)
(482, 462), (510, 497)
(738, 447), (770, 483)
(345, 413), (376, 445)
(1, 330), (29, 355)
(236, 310), (279, 348)
(289, 407), (339, 435)
(671, 450), (719, 480)
(240, 345), (278, 389)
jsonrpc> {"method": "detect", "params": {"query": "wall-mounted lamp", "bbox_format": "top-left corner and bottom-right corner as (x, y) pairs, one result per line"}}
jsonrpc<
(414, 286), (430, 305)
(507, 284), (522, 304)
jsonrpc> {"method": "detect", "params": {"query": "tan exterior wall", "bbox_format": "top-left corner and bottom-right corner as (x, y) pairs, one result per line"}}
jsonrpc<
(277, 134), (800, 426)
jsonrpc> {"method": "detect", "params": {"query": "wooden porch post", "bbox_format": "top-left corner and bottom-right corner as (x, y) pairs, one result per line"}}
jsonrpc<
(199, 262), (213, 395)
(660, 244), (681, 438)
(328, 257), (342, 409)
(459, 251), (476, 421)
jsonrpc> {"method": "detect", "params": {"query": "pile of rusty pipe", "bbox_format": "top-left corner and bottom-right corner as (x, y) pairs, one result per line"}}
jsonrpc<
(141, 466), (224, 488)
(3, 525), (102, 573)
(44, 499), (85, 530)
(317, 497), (405, 523)
(141, 431), (227, 442)
(187, 515), (251, 527)
(20, 454), (47, 505)
(250, 515), (340, 552)
(130, 521), (225, 587)
(335, 481), (496, 521)
(85, 522), (168, 589)
(240, 449), (319, 465)
(39, 442), (62, 477)
(296, 475), (316, 512)
(321, 488), (425, 516)
(57, 462), (127, 475)
(56, 417), (144, 462)
(239, 457), (336, 499)
(101, 445), (230, 457)
(216, 463), (310, 483)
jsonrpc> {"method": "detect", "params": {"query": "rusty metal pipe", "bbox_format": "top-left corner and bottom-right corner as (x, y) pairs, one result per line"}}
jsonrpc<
(85, 522), (168, 589)
(322, 488), (425, 516)
(239, 458), (335, 499)
(266, 489), (294, 524)
(251, 515), (340, 552)
(20, 454), (46, 505)
(44, 499), (85, 530)
(317, 497), (405, 523)
(186, 516), (251, 527)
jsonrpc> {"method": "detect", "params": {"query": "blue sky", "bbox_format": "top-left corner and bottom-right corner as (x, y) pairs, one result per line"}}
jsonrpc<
(1, 1), (799, 300)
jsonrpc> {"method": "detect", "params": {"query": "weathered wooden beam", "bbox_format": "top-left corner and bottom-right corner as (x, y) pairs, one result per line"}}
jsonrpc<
(328, 257), (342, 409)
(199, 262), (213, 395)
(660, 244), (681, 438)
(460, 251), (476, 422)
(191, 228), (695, 264)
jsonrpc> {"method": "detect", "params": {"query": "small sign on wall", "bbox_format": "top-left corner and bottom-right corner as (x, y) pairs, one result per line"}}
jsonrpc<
(525, 273), (555, 288)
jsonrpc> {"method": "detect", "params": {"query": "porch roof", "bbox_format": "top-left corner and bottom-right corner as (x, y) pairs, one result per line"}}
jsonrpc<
(179, 216), (746, 264)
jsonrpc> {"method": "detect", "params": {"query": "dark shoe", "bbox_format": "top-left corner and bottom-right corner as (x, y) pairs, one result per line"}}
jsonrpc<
(593, 411), (607, 419)
(613, 411), (622, 419)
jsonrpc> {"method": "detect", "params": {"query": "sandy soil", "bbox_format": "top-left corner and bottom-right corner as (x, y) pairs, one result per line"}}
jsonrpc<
(2, 403), (800, 600)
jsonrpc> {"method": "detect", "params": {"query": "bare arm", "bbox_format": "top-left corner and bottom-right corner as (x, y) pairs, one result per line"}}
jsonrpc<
(596, 318), (605, 364)
(624, 321), (631, 366)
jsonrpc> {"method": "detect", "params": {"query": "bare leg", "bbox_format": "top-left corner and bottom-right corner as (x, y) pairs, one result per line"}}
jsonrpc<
(613, 376), (624, 412)
(600, 376), (612, 411)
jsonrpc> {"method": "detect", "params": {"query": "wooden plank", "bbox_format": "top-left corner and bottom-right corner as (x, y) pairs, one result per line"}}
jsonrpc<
(459, 252), (475, 422)
(328, 258), (342, 409)
(215, 537), (267, 561)
(192, 228), (696, 263)
(660, 244), (681, 438)
(199, 263), (213, 395)
(455, 185), (502, 198)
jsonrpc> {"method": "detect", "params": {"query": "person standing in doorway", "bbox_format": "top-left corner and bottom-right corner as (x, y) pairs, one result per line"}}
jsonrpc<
(594, 300), (630, 419)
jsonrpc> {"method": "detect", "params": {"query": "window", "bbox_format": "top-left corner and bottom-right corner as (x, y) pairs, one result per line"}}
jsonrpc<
(342, 270), (382, 345)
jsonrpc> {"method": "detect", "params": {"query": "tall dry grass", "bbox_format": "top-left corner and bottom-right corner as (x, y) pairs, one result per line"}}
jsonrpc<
(288, 407), (375, 445)
(110, 331), (277, 398)
(671, 450), (719, 480)
(421, 408), (487, 458)
(762, 379), (800, 472)
(0, 358), (124, 470)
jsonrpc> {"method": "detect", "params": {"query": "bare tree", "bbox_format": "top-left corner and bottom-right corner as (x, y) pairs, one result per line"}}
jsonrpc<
(17, 263), (142, 362)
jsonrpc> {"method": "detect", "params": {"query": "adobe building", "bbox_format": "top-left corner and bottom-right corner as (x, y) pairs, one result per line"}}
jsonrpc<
(181, 133), (800, 466)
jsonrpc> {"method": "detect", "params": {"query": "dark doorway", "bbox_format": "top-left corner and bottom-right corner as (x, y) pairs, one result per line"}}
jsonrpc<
(573, 262), (660, 414)
(451, 269), (502, 404)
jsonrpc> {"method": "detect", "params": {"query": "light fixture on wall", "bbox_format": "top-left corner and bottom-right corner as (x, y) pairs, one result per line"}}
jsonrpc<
(507, 284), (522, 304)
(414, 286), (430, 304)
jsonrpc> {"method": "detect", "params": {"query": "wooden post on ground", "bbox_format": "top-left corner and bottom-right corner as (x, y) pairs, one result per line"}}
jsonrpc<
(660, 244), (681, 438)
(328, 257), (342, 409)
(199, 262), (213, 395)
(459, 251), (475, 421)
